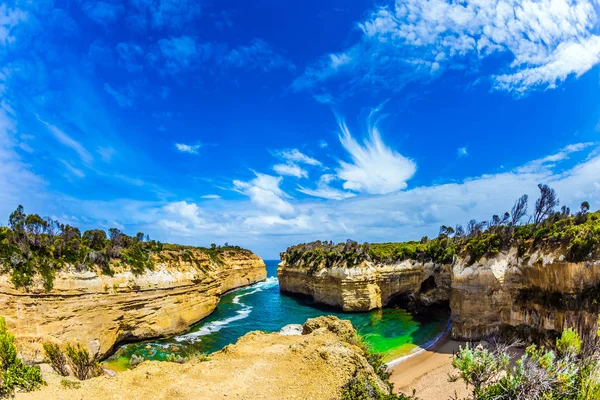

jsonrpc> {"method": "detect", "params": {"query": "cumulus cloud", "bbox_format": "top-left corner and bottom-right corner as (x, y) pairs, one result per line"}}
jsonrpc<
(233, 172), (295, 215)
(335, 117), (416, 194)
(175, 142), (202, 154)
(296, 0), (600, 95)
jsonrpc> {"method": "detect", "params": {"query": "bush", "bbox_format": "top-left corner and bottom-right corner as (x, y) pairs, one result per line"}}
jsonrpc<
(65, 343), (102, 380)
(42, 342), (69, 376)
(0, 317), (44, 397)
(451, 328), (600, 400)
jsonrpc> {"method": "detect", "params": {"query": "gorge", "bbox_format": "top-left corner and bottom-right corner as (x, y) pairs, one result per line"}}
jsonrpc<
(278, 210), (600, 344)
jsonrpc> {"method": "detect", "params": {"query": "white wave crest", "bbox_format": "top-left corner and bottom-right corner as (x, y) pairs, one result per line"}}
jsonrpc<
(174, 277), (279, 343)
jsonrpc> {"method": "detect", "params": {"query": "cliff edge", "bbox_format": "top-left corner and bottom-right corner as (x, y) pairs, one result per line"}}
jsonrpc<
(16, 316), (389, 400)
(1, 248), (266, 363)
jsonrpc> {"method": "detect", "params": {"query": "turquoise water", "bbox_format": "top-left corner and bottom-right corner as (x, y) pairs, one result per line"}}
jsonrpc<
(105, 260), (449, 370)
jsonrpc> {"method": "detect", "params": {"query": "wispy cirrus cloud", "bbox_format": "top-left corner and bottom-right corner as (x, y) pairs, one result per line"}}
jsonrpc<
(295, 0), (600, 97)
(335, 116), (416, 195)
(233, 172), (295, 215)
(175, 142), (203, 154)
(38, 118), (93, 165)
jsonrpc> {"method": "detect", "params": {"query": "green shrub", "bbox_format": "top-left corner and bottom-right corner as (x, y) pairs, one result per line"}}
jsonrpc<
(452, 328), (600, 400)
(60, 379), (81, 390)
(42, 342), (69, 376)
(0, 205), (254, 290)
(557, 328), (582, 357)
(0, 317), (44, 397)
(65, 343), (102, 380)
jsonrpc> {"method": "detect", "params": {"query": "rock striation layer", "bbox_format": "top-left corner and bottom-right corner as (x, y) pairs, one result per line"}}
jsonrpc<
(16, 316), (388, 400)
(1, 249), (266, 363)
(278, 248), (600, 342)
(278, 259), (450, 312)
(451, 249), (600, 341)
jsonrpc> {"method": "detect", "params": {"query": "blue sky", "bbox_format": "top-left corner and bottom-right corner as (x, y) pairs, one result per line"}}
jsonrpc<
(1, 0), (600, 258)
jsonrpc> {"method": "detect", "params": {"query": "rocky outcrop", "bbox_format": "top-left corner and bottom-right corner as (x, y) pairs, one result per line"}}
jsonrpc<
(1, 249), (266, 363)
(278, 259), (450, 311)
(16, 316), (389, 400)
(279, 248), (600, 342)
(451, 248), (600, 341)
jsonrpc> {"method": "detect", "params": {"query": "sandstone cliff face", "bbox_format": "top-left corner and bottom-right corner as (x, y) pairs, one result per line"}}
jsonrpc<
(278, 259), (450, 312)
(0, 249), (266, 363)
(451, 248), (600, 341)
(17, 316), (388, 400)
(279, 248), (600, 342)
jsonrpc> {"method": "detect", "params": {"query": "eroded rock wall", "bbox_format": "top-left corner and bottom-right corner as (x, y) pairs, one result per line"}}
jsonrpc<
(277, 260), (451, 312)
(0, 250), (266, 362)
(279, 247), (600, 342)
(451, 248), (600, 341)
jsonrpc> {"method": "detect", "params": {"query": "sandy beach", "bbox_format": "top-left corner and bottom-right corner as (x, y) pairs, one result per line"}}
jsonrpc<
(389, 335), (471, 400)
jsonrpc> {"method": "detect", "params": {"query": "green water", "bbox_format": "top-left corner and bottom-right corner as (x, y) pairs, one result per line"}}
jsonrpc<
(105, 260), (449, 370)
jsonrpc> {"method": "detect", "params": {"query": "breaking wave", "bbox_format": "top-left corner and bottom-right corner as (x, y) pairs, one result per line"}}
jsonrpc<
(174, 276), (278, 343)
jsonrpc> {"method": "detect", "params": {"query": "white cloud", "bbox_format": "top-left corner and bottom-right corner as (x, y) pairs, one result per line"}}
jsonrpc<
(0, 4), (27, 46)
(319, 139), (328, 148)
(233, 172), (295, 215)
(276, 148), (322, 166)
(201, 194), (221, 199)
(223, 39), (295, 72)
(81, 1), (124, 25)
(273, 163), (308, 178)
(296, 0), (600, 94)
(457, 146), (468, 158)
(517, 142), (596, 172)
(38, 118), (93, 165)
(298, 174), (356, 200)
(59, 159), (85, 178)
(336, 117), (416, 194)
(104, 83), (134, 108)
(175, 143), (202, 154)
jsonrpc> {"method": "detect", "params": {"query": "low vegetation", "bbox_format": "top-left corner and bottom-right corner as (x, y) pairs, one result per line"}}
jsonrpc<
(341, 334), (417, 400)
(0, 205), (253, 291)
(282, 185), (599, 272)
(0, 317), (44, 398)
(451, 324), (600, 399)
(43, 341), (102, 380)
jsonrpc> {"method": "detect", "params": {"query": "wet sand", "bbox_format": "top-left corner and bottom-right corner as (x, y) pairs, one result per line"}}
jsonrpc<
(389, 335), (471, 400)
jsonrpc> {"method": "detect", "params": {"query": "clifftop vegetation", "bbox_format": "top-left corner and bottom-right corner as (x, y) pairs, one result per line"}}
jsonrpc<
(0, 205), (254, 291)
(282, 184), (599, 271)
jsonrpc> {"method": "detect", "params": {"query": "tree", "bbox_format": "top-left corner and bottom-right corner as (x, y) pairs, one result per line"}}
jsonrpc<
(24, 214), (47, 247)
(8, 205), (26, 233)
(108, 228), (123, 247)
(534, 184), (559, 226)
(581, 201), (590, 214)
(82, 230), (107, 251)
(135, 232), (145, 243)
(438, 225), (454, 237)
(455, 224), (465, 238)
(510, 194), (528, 226)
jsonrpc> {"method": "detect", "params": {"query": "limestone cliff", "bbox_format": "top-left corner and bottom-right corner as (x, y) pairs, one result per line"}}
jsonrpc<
(16, 316), (389, 400)
(279, 245), (600, 342)
(451, 248), (600, 341)
(0, 249), (266, 363)
(278, 258), (450, 312)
